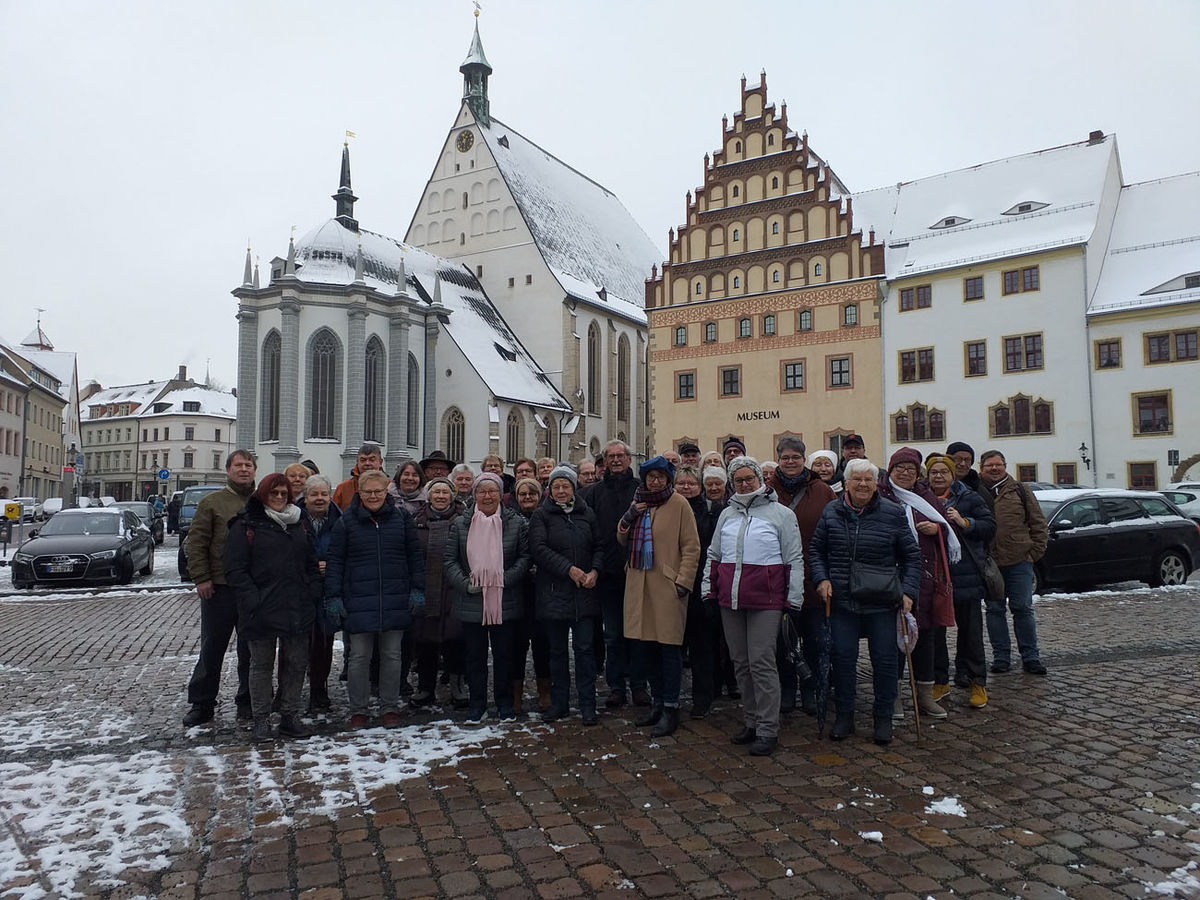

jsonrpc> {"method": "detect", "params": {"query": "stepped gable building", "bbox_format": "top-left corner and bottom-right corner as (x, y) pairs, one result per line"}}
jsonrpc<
(645, 73), (885, 460)
(405, 20), (661, 461)
(233, 140), (571, 480)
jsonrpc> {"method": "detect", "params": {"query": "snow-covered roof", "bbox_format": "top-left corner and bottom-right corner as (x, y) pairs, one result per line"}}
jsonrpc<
(15, 348), (76, 401)
(1088, 172), (1200, 315)
(853, 136), (1117, 278)
(21, 325), (53, 350)
(460, 20), (491, 71)
(477, 117), (660, 320)
(84, 381), (170, 417)
(139, 385), (237, 419)
(292, 219), (571, 412)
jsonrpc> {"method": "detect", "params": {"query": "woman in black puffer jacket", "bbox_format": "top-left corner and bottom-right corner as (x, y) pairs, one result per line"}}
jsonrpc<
(224, 473), (321, 742)
(810, 458), (920, 746)
(528, 466), (603, 725)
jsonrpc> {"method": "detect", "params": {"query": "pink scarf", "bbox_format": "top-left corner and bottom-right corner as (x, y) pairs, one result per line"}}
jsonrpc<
(466, 507), (505, 625)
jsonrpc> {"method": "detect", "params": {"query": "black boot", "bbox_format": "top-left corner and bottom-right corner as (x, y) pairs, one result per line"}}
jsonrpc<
(182, 704), (214, 727)
(873, 717), (893, 745)
(800, 683), (818, 716)
(278, 714), (312, 740)
(749, 735), (777, 756)
(635, 704), (663, 727)
(730, 726), (756, 745)
(252, 718), (274, 743)
(650, 707), (679, 738)
(830, 712), (855, 740)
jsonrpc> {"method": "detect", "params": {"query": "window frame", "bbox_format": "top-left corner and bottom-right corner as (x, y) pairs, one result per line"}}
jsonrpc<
(1016, 464), (1038, 483)
(1131, 389), (1172, 436)
(1053, 462), (1078, 486)
(1002, 332), (1044, 373)
(737, 317), (752, 339)
(780, 358), (805, 393)
(842, 303), (859, 327)
(963, 276), (984, 301)
(703, 321), (717, 343)
(675, 369), (697, 402)
(796, 308), (813, 332)
(827, 354), (853, 389)
(1094, 338), (1122, 370)
(673, 325), (687, 347)
(1128, 460), (1157, 490)
(718, 365), (742, 398)
(762, 313), (776, 336)
(964, 340), (987, 377)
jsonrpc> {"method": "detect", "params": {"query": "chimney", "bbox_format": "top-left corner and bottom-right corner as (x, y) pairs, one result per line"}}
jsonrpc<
(177, 365), (187, 381)
(1088, 129), (1104, 144)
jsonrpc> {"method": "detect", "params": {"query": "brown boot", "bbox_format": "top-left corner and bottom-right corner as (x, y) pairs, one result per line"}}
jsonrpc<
(537, 677), (552, 713)
(512, 680), (524, 715)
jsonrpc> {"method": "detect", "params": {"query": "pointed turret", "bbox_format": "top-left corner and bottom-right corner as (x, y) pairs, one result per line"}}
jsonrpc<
(253, 258), (260, 289)
(432, 272), (443, 304)
(395, 255), (407, 295)
(283, 236), (297, 277)
(333, 143), (359, 232)
(354, 240), (365, 283)
(243, 246), (253, 286)
(460, 16), (492, 126)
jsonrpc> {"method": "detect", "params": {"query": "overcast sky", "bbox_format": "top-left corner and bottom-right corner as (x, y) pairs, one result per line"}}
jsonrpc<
(3, 0), (1197, 391)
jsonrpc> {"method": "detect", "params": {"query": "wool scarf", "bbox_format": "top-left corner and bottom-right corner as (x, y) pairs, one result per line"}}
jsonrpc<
(628, 484), (674, 570)
(265, 503), (301, 528)
(466, 508), (506, 625)
(880, 478), (962, 564)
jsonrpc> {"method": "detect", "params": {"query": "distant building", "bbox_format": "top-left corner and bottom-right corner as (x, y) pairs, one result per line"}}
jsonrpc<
(0, 355), (30, 499)
(645, 74), (885, 459)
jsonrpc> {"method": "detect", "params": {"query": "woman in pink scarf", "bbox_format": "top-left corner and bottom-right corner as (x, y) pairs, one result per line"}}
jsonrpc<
(444, 472), (531, 724)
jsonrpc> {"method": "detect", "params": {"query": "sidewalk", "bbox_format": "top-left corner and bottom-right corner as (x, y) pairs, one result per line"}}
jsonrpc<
(1, 584), (1198, 898)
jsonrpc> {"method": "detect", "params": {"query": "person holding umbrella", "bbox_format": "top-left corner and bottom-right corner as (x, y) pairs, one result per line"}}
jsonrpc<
(810, 458), (920, 745)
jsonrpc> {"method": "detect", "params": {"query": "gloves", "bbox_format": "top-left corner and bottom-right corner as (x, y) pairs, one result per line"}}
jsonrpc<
(409, 590), (426, 613)
(467, 583), (483, 595)
(619, 502), (641, 532)
(675, 584), (689, 600)
(325, 596), (346, 628)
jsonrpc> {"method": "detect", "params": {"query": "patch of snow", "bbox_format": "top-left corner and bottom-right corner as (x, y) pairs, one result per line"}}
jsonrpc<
(1144, 860), (1199, 896)
(922, 785), (935, 795)
(858, 830), (883, 843)
(925, 797), (968, 817)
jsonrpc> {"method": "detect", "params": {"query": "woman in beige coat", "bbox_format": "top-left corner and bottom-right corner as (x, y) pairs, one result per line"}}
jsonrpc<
(617, 456), (700, 738)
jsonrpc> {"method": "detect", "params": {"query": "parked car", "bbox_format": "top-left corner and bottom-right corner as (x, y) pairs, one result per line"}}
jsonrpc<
(114, 500), (166, 545)
(1034, 489), (1200, 591)
(8, 507), (155, 589)
(1159, 490), (1200, 521)
(40, 498), (63, 519)
(176, 484), (224, 579)
(1164, 481), (1200, 492)
(13, 497), (42, 522)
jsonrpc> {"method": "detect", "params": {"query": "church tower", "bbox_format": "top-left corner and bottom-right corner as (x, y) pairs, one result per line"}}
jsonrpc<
(459, 17), (491, 127)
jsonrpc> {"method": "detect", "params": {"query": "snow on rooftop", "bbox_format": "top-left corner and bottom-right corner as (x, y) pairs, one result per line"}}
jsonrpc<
(0, 340), (76, 401)
(478, 117), (661, 316)
(1088, 172), (1200, 315)
(85, 381), (170, 415)
(140, 385), (237, 419)
(292, 220), (570, 411)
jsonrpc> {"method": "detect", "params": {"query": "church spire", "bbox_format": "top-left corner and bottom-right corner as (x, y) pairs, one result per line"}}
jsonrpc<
(460, 11), (492, 126)
(332, 142), (359, 232)
(243, 246), (253, 286)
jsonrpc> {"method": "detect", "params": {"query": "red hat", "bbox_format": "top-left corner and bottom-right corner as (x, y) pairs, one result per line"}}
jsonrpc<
(887, 447), (923, 473)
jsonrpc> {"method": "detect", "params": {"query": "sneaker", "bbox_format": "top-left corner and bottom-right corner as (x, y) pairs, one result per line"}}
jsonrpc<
(381, 711), (402, 729)
(542, 706), (568, 723)
(463, 708), (488, 726)
(278, 714), (312, 739)
(497, 706), (517, 721)
(348, 714), (369, 730)
(1022, 660), (1047, 676)
(969, 684), (989, 708)
(931, 683), (951, 702)
(989, 660), (1011, 674)
(182, 705), (214, 727)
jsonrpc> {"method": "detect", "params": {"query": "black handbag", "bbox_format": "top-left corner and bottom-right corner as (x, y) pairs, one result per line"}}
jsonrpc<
(846, 520), (902, 608)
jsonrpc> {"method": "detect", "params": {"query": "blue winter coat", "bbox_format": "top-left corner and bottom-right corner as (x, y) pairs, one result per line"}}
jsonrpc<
(939, 480), (997, 600)
(299, 498), (342, 563)
(809, 493), (921, 615)
(325, 494), (426, 634)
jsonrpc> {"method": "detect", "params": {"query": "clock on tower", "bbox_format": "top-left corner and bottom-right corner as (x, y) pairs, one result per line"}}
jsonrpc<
(456, 130), (474, 152)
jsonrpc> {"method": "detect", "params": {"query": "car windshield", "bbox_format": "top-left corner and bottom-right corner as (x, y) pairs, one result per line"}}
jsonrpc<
(183, 487), (220, 505)
(115, 502), (152, 520)
(39, 514), (120, 536)
(1037, 498), (1065, 519)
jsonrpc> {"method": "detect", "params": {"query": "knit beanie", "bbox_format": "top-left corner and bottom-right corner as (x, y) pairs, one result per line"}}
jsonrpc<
(702, 465), (727, 484)
(727, 455), (763, 484)
(924, 454), (957, 478)
(639, 455), (676, 483)
(808, 449), (838, 470)
(472, 472), (504, 495)
(887, 447), (924, 473)
(722, 436), (747, 457)
(547, 465), (577, 489)
(946, 441), (975, 462)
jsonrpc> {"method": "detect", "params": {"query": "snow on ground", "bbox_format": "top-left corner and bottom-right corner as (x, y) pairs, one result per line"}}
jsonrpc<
(858, 830), (883, 842)
(1144, 860), (1200, 896)
(924, 796), (967, 817)
(1035, 582), (1197, 603)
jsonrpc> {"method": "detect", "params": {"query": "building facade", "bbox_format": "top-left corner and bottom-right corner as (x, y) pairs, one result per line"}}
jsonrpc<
(0, 357), (29, 499)
(645, 75), (885, 460)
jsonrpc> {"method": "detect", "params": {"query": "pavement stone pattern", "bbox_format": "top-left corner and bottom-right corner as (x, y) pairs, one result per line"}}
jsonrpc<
(1, 583), (1198, 898)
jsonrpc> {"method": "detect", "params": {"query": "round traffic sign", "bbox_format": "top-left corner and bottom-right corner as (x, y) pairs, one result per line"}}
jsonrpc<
(157, 468), (171, 480)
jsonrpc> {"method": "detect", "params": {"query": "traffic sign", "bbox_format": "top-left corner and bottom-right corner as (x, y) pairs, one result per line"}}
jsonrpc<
(158, 468), (171, 481)
(4, 502), (20, 521)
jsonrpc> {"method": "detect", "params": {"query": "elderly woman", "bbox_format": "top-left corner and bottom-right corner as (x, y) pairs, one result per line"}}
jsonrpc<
(701, 450), (724, 474)
(390, 459), (427, 517)
(925, 454), (995, 710)
(617, 456), (701, 738)
(810, 459), (920, 745)
(808, 450), (843, 496)
(283, 463), (313, 502)
(535, 457), (557, 488)
(325, 469), (425, 729)
(702, 464), (739, 700)
(450, 464), (477, 503)
(224, 473), (321, 742)
(878, 448), (959, 723)
(298, 473), (342, 713)
(529, 465), (603, 724)
(411, 477), (468, 709)
(445, 473), (531, 723)
(702, 457), (803, 756)
(510, 477), (550, 712)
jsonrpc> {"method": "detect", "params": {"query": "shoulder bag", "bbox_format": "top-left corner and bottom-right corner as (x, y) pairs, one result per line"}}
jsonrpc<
(845, 517), (902, 608)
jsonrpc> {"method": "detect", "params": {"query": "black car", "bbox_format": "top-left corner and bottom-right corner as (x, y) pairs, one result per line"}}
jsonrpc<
(114, 500), (166, 545)
(1035, 489), (1200, 591)
(9, 508), (155, 589)
(176, 484), (223, 580)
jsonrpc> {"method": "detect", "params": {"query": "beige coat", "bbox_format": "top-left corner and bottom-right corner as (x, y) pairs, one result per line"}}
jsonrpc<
(618, 491), (701, 645)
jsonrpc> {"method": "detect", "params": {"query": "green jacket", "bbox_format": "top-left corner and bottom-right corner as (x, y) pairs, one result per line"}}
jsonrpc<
(185, 479), (255, 585)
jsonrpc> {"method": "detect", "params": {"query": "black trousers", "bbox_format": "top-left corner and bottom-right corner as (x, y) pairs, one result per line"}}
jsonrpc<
(683, 596), (718, 707)
(416, 639), (465, 694)
(463, 620), (515, 713)
(186, 584), (250, 709)
(934, 592), (987, 685)
(898, 626), (936, 682)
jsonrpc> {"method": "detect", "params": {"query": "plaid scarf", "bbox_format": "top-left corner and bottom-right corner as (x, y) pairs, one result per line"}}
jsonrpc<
(628, 485), (673, 570)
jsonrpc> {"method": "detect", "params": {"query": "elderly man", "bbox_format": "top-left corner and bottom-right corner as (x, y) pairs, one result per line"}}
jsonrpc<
(661, 449), (681, 468)
(679, 441), (702, 470)
(577, 458), (598, 487)
(722, 436), (747, 464)
(979, 450), (1048, 675)
(420, 450), (455, 481)
(300, 473), (342, 712)
(333, 442), (384, 511)
(182, 450), (257, 726)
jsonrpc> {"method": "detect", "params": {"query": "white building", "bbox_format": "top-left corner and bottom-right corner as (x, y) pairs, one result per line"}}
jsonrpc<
(0, 356), (29, 499)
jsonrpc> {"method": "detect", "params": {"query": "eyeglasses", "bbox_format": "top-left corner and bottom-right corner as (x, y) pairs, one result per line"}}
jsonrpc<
(732, 476), (759, 486)
(359, 489), (387, 496)
(891, 464), (918, 474)
(778, 454), (804, 463)
(268, 489), (290, 498)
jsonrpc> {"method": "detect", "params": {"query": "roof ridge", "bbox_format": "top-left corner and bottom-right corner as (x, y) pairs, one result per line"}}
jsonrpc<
(487, 116), (620, 200)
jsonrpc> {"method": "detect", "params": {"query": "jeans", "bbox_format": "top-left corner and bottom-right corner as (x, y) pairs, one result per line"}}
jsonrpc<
(186, 584), (250, 709)
(722, 607), (783, 738)
(348, 630), (404, 716)
(940, 593), (987, 685)
(683, 596), (718, 708)
(544, 618), (597, 715)
(988, 561), (1041, 664)
(599, 573), (644, 694)
(463, 621), (515, 714)
(635, 640), (682, 708)
(248, 634), (308, 719)
(830, 608), (897, 720)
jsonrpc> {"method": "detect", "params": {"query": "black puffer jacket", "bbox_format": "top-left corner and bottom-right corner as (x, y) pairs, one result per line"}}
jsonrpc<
(528, 496), (604, 621)
(224, 497), (321, 641)
(809, 493), (921, 615)
(939, 480), (997, 600)
(445, 505), (530, 623)
(580, 468), (637, 575)
(688, 495), (725, 598)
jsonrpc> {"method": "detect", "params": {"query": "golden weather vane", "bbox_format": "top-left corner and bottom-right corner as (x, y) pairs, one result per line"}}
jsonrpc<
(473, 1), (481, 17)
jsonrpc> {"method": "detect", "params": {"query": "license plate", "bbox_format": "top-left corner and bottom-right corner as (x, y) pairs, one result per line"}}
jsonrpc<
(46, 563), (75, 573)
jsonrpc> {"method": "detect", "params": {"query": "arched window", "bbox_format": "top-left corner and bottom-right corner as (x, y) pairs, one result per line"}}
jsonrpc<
(732, 228), (740, 242)
(307, 329), (341, 440)
(260, 330), (280, 441)
(993, 405), (1011, 436)
(763, 314), (776, 335)
(732, 185), (740, 198)
(695, 281), (702, 295)
(704, 322), (717, 343)
(772, 222), (779, 235)
(587, 322), (601, 415)
(406, 353), (420, 446)
(735, 141), (742, 153)
(772, 270), (780, 283)
(894, 414), (910, 442)
(674, 326), (687, 346)
(462, 192), (468, 209)
(843, 304), (859, 326)
(738, 317), (752, 338)
(771, 176), (779, 188)
(617, 335), (631, 421)
(733, 276), (741, 289)
(505, 409), (524, 462)
(912, 406), (927, 440)
(768, 134), (775, 147)
(929, 411), (945, 441)
(363, 336), (385, 441)
(443, 407), (465, 464)
(814, 262), (823, 276)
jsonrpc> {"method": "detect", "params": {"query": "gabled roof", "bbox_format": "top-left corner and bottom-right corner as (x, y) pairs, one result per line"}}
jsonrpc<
(85, 381), (172, 418)
(477, 117), (661, 319)
(1088, 172), (1200, 315)
(289, 219), (571, 412)
(139, 386), (237, 419)
(852, 135), (1117, 278)
(21, 324), (53, 350)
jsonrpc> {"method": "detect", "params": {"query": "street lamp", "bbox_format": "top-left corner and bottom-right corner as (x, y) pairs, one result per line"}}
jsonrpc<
(1079, 442), (1091, 471)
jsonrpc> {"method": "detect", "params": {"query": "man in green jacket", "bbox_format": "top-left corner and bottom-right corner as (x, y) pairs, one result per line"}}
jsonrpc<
(182, 450), (257, 726)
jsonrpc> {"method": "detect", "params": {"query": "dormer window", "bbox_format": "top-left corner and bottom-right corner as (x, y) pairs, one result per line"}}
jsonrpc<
(1186, 274), (1200, 289)
(1002, 200), (1050, 216)
(930, 215), (971, 229)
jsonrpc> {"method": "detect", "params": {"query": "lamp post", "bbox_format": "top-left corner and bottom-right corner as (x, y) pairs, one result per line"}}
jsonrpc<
(1079, 442), (1091, 471)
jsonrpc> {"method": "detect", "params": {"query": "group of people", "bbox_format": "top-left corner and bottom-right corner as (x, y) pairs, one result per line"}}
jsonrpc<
(180, 432), (1048, 753)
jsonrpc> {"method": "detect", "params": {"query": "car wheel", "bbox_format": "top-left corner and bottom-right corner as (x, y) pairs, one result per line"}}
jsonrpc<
(139, 548), (154, 576)
(1148, 550), (1190, 587)
(117, 552), (134, 585)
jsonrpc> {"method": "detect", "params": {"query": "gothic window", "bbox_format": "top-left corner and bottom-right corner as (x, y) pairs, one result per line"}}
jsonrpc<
(890, 403), (946, 442)
(443, 407), (465, 465)
(587, 322), (601, 415)
(406, 353), (420, 446)
(733, 276), (741, 289)
(617, 335), (631, 421)
(732, 185), (740, 198)
(505, 409), (524, 462)
(307, 328), (341, 440)
(364, 336), (384, 442)
(797, 309), (813, 332)
(768, 134), (775, 147)
(260, 330), (280, 441)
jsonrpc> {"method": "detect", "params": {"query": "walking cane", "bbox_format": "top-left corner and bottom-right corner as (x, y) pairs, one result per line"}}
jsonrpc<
(901, 610), (921, 742)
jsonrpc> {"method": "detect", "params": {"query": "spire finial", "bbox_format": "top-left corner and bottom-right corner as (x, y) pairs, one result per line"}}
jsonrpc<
(253, 256), (260, 289)
(433, 272), (443, 304)
(243, 245), (253, 286)
(284, 231), (297, 277)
